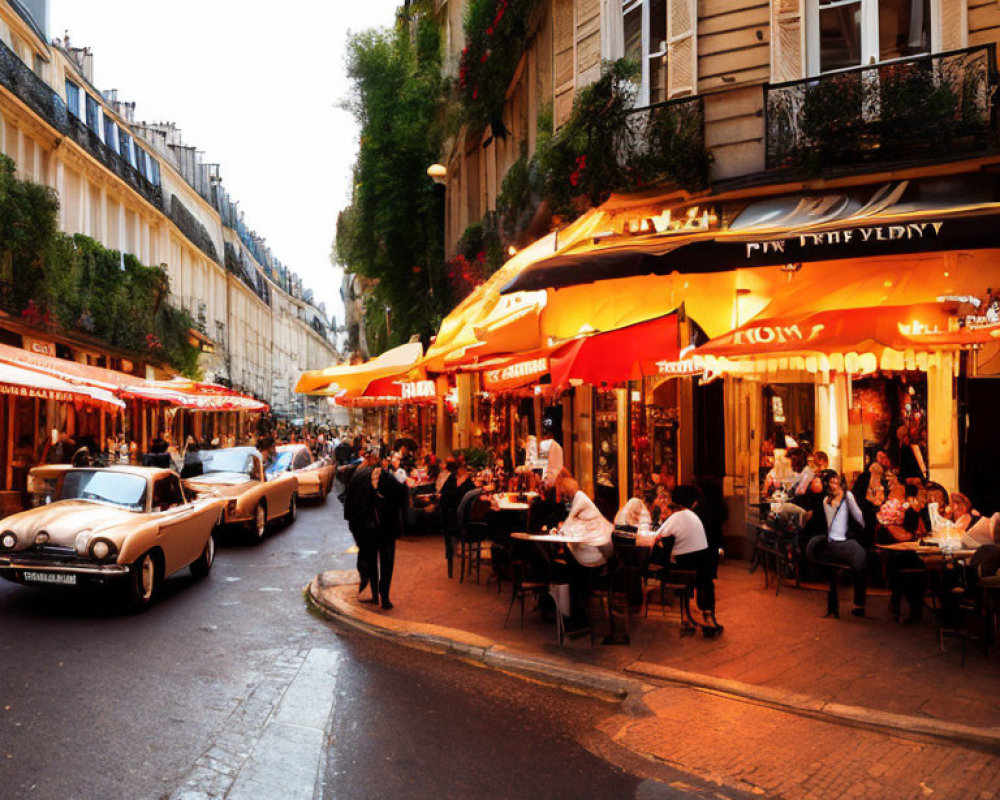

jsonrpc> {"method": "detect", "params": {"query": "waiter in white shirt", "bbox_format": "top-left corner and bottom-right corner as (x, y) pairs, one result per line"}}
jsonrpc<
(539, 418), (564, 488)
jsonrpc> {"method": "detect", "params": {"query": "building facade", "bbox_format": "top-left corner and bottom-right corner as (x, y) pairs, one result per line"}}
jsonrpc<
(0, 0), (339, 422)
(433, 0), (1000, 549)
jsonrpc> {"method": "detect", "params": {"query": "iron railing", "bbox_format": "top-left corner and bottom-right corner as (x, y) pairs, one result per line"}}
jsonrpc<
(0, 38), (163, 210)
(626, 95), (709, 191)
(765, 44), (999, 172)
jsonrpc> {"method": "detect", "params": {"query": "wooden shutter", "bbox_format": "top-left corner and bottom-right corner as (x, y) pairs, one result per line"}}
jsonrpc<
(770, 0), (804, 83)
(667, 0), (697, 97)
(553, 0), (576, 127)
(937, 0), (968, 51)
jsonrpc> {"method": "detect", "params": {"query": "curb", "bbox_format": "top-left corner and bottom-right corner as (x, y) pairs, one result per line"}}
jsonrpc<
(307, 571), (1000, 750)
(306, 572), (640, 703)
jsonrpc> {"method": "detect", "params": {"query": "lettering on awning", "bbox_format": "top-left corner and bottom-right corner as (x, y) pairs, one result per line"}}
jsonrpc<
(745, 222), (945, 259)
(732, 323), (825, 348)
(484, 357), (548, 390)
(401, 380), (435, 400)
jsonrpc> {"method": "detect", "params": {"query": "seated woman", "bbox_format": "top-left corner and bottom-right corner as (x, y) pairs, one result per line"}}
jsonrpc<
(950, 492), (1000, 549)
(614, 497), (651, 532)
(651, 484), (723, 635)
(880, 483), (929, 623)
(649, 484), (671, 527)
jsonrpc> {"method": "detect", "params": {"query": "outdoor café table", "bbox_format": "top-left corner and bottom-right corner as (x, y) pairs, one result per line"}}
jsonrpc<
(876, 541), (976, 561)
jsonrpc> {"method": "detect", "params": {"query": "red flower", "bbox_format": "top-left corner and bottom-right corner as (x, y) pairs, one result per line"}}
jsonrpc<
(472, 87), (478, 99)
(486, 26), (493, 35)
(481, 51), (489, 63)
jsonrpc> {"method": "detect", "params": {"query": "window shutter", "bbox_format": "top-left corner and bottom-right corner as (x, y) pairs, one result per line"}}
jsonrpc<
(667, 0), (697, 97)
(770, 0), (804, 83)
(937, 0), (968, 52)
(553, 0), (576, 127)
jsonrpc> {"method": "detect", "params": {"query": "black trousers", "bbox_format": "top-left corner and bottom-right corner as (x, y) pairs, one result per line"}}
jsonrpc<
(674, 550), (716, 613)
(348, 521), (372, 588)
(884, 550), (927, 619)
(374, 535), (396, 603)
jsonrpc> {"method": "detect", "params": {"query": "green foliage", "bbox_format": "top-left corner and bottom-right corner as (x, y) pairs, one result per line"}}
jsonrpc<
(446, 220), (505, 302)
(336, 4), (450, 354)
(458, 0), (537, 135)
(0, 155), (201, 377)
(458, 446), (491, 469)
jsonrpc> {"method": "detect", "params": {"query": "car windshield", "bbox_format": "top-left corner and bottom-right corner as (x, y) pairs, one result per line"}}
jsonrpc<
(194, 449), (256, 476)
(266, 452), (293, 475)
(62, 470), (147, 511)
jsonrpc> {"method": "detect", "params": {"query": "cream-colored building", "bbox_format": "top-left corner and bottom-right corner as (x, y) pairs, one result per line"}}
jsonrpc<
(0, 0), (338, 420)
(436, 0), (1000, 547)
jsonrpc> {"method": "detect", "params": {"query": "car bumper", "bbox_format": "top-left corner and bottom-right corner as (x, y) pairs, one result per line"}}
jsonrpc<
(0, 556), (129, 587)
(297, 482), (323, 498)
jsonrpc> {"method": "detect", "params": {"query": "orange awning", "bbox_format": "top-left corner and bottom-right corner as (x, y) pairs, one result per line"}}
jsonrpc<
(296, 342), (424, 395)
(0, 363), (124, 411)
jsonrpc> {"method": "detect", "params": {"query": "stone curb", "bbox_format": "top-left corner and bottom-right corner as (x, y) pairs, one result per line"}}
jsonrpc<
(307, 571), (1000, 750)
(306, 572), (639, 703)
(626, 662), (1000, 751)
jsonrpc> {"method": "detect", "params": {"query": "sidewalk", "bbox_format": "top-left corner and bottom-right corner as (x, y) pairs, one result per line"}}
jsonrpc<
(307, 534), (1000, 798)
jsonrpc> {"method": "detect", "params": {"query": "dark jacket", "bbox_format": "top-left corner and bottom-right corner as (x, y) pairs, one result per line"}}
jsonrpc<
(344, 465), (374, 527)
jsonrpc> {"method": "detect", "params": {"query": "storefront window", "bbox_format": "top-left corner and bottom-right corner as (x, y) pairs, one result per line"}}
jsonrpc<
(594, 390), (620, 518)
(852, 374), (927, 480)
(630, 377), (680, 498)
(760, 384), (815, 494)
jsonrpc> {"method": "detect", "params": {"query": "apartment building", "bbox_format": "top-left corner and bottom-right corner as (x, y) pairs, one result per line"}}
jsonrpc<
(0, 0), (338, 420)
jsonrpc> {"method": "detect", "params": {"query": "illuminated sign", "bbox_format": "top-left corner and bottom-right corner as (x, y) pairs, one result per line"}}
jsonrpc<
(745, 222), (944, 259)
(732, 323), (825, 348)
(484, 358), (548, 390)
(655, 358), (700, 375)
(23, 338), (55, 357)
(400, 380), (435, 400)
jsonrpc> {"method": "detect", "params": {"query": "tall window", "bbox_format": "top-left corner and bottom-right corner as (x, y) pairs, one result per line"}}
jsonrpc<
(623, 0), (667, 105)
(118, 127), (134, 166)
(809, 0), (932, 75)
(103, 114), (118, 153)
(65, 79), (81, 118)
(85, 94), (101, 137)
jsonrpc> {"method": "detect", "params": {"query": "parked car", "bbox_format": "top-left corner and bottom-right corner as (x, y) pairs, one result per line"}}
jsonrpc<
(182, 447), (297, 540)
(0, 466), (222, 610)
(266, 444), (334, 501)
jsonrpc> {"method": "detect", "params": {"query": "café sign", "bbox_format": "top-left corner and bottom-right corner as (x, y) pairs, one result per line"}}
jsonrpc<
(732, 323), (825, 348)
(401, 380), (435, 400)
(484, 357), (548, 390)
(745, 222), (945, 259)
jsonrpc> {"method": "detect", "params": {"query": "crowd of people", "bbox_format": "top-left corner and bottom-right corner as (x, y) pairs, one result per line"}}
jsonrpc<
(764, 447), (1000, 622)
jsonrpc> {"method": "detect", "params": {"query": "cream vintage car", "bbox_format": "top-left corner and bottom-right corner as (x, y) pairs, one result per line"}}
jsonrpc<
(182, 447), (298, 540)
(266, 444), (335, 501)
(0, 466), (222, 610)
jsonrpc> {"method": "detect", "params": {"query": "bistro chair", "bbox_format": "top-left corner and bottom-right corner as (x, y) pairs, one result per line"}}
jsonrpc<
(641, 537), (698, 634)
(503, 539), (549, 629)
(457, 520), (489, 584)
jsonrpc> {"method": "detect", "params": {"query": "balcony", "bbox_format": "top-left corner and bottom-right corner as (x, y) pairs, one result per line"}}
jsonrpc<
(626, 95), (710, 191)
(765, 45), (999, 174)
(0, 38), (162, 210)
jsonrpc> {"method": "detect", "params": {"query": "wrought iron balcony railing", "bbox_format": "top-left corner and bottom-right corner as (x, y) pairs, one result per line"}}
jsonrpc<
(765, 45), (999, 173)
(626, 95), (710, 191)
(0, 38), (162, 210)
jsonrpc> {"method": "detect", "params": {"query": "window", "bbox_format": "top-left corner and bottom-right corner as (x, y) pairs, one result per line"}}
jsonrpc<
(85, 94), (101, 137)
(136, 147), (148, 179)
(65, 79), (81, 118)
(149, 158), (161, 186)
(104, 114), (118, 153)
(623, 0), (668, 105)
(118, 127), (136, 168)
(808, 0), (932, 75)
(152, 475), (186, 511)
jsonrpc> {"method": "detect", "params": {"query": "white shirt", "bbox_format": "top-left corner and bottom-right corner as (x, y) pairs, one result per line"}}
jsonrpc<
(654, 508), (708, 558)
(562, 490), (613, 567)
(540, 438), (564, 487)
(823, 492), (863, 542)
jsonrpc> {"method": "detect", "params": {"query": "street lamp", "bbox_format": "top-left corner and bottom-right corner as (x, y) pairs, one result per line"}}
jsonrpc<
(427, 163), (447, 185)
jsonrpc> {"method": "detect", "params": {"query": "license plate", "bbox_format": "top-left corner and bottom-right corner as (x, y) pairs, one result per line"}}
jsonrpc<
(22, 571), (77, 586)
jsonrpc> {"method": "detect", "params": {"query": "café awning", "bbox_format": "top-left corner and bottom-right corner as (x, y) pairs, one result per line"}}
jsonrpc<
(548, 312), (681, 389)
(501, 189), (1000, 294)
(121, 380), (269, 412)
(0, 362), (124, 411)
(295, 342), (424, 396)
(0, 342), (146, 392)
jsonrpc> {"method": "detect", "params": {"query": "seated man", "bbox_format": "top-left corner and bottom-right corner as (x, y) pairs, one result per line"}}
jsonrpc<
(653, 484), (723, 634)
(806, 473), (867, 617)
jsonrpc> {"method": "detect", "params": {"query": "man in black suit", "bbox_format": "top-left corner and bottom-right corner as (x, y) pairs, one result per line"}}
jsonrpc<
(343, 447), (379, 597)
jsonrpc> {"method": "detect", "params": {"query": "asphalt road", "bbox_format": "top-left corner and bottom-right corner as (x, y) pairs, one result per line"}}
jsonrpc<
(0, 495), (726, 800)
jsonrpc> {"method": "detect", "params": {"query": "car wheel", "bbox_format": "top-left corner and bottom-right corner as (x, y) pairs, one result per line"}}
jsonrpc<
(249, 503), (267, 543)
(190, 534), (215, 579)
(124, 551), (158, 612)
(285, 493), (297, 525)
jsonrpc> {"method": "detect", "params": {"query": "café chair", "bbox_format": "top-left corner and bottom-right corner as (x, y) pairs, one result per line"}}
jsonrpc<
(503, 542), (549, 629)
(457, 520), (489, 584)
(641, 537), (698, 635)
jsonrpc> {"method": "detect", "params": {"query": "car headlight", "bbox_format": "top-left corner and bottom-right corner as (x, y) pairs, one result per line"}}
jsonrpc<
(74, 530), (93, 556)
(34, 531), (49, 546)
(0, 531), (17, 550)
(88, 538), (117, 563)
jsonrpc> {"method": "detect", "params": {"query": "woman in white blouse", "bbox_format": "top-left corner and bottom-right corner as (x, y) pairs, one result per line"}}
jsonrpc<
(556, 474), (613, 567)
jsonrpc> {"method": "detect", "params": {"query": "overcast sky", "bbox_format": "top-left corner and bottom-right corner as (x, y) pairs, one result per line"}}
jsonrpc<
(48, 0), (401, 329)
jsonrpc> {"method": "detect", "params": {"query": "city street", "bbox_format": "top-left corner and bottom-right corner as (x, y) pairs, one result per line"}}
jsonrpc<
(0, 496), (727, 800)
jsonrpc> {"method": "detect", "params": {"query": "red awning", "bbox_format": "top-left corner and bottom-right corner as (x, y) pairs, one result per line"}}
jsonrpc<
(696, 302), (999, 359)
(121, 380), (268, 412)
(548, 313), (680, 389)
(0, 363), (124, 411)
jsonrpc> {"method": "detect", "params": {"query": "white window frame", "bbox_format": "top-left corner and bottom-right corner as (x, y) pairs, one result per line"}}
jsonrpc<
(805, 0), (940, 77)
(622, 0), (667, 107)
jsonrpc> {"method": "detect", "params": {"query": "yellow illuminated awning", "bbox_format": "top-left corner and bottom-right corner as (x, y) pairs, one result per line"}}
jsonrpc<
(295, 342), (424, 395)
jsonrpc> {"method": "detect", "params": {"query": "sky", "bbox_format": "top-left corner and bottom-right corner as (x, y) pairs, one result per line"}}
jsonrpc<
(48, 0), (401, 329)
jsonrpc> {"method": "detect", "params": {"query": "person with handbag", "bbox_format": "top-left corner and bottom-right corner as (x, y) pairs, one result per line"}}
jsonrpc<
(806, 472), (868, 617)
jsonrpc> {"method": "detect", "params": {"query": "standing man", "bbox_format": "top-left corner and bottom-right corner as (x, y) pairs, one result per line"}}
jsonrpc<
(539, 417), (564, 488)
(343, 446), (379, 599)
(371, 462), (406, 609)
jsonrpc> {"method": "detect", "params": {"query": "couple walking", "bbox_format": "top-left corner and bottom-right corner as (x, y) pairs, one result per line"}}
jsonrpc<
(343, 450), (405, 609)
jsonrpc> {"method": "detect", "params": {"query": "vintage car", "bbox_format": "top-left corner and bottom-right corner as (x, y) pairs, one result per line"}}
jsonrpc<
(266, 444), (335, 501)
(182, 447), (297, 540)
(0, 466), (222, 610)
